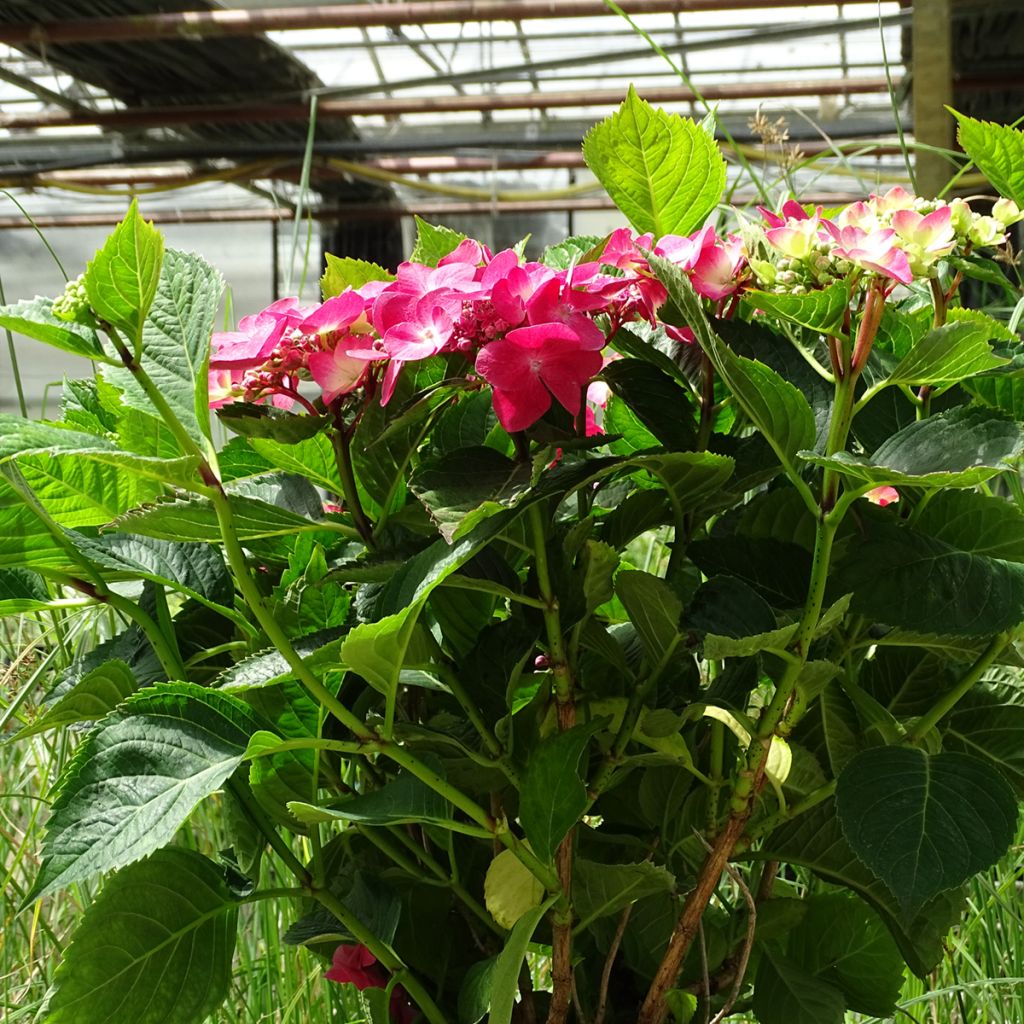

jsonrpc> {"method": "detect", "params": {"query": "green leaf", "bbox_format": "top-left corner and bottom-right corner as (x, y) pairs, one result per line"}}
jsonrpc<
(964, 370), (1024, 419)
(616, 570), (683, 664)
(913, 489), (1024, 561)
(0, 415), (199, 489)
(216, 403), (327, 443)
(290, 761), (453, 828)
(488, 896), (558, 1024)
(409, 215), (467, 266)
(652, 256), (816, 468)
(249, 432), (341, 494)
(945, 684), (1024, 796)
(321, 253), (394, 298)
(410, 446), (533, 542)
(17, 660), (136, 739)
(572, 859), (675, 930)
(102, 248), (223, 447)
(40, 847), (237, 1024)
(835, 747), (1018, 918)
(601, 357), (698, 451)
(519, 721), (602, 863)
(0, 296), (107, 361)
(881, 320), (1007, 387)
(458, 957), (498, 1024)
(484, 848), (545, 929)
(788, 893), (905, 1017)
(340, 604), (431, 699)
(112, 493), (329, 542)
(66, 533), (232, 608)
(953, 111), (1024, 206)
(17, 452), (163, 528)
(802, 408), (1024, 490)
(832, 520), (1024, 635)
(632, 451), (735, 514)
(747, 281), (850, 334)
(216, 628), (345, 691)
(753, 949), (845, 1024)
(0, 567), (52, 614)
(84, 199), (165, 344)
(27, 682), (259, 902)
(541, 234), (606, 270)
(582, 85), (726, 237)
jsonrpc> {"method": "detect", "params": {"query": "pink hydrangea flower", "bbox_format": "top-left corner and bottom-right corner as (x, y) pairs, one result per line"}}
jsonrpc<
(890, 207), (956, 268)
(824, 223), (913, 286)
(475, 322), (605, 432)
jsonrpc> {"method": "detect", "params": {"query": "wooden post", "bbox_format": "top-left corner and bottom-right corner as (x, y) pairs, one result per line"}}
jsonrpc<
(912, 0), (954, 197)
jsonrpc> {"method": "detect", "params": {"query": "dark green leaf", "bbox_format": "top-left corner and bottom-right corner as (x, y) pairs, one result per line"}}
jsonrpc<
(615, 570), (683, 664)
(458, 957), (497, 1024)
(832, 520), (1024, 635)
(520, 721), (603, 862)
(601, 358), (697, 451)
(913, 489), (1024, 561)
(753, 948), (845, 1024)
(0, 567), (52, 614)
(488, 897), (557, 1024)
(17, 660), (136, 739)
(881, 319), (1007, 386)
(582, 85), (726, 236)
(39, 847), (237, 1024)
(835, 747), (1018, 917)
(573, 859), (675, 930)
(945, 683), (1024, 796)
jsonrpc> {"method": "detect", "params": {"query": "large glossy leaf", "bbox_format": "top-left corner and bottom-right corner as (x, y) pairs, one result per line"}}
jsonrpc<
(747, 281), (850, 334)
(40, 848), (237, 1024)
(18, 660), (137, 739)
(802, 408), (1024, 490)
(102, 248), (223, 447)
(831, 520), (1024, 635)
(953, 112), (1024, 206)
(583, 85), (726, 237)
(519, 721), (602, 863)
(27, 683), (259, 902)
(881, 319), (1008, 386)
(84, 199), (164, 345)
(0, 296), (108, 361)
(835, 747), (1018, 918)
(757, 799), (967, 975)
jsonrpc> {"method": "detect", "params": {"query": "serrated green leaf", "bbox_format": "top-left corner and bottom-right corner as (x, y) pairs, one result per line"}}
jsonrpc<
(747, 280), (850, 334)
(802, 408), (1024, 490)
(601, 357), (698, 452)
(881, 320), (1007, 386)
(321, 253), (394, 299)
(250, 432), (341, 494)
(832, 520), (1024, 635)
(788, 893), (904, 1017)
(835, 747), (1018, 918)
(340, 604), (431, 699)
(616, 570), (683, 664)
(17, 660), (136, 739)
(0, 296), (108, 361)
(84, 199), (164, 345)
(0, 567), (52, 614)
(541, 234), (606, 270)
(216, 403), (327, 443)
(753, 948), (846, 1024)
(758, 799), (968, 975)
(101, 248), (222, 447)
(519, 721), (602, 863)
(409, 215), (467, 266)
(27, 682), (259, 902)
(582, 85), (726, 237)
(953, 111), (1024, 205)
(913, 489), (1024, 561)
(216, 629), (345, 692)
(40, 847), (237, 1024)
(572, 859), (675, 931)
(66, 532), (232, 609)
(944, 684), (1024, 796)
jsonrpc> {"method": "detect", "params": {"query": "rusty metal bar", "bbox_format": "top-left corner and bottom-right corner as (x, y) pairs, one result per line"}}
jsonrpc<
(0, 192), (868, 229)
(0, 1), (881, 47)
(0, 78), (896, 131)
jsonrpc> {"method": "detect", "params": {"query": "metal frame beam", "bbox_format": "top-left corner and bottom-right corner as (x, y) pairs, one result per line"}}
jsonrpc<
(0, 1), (882, 47)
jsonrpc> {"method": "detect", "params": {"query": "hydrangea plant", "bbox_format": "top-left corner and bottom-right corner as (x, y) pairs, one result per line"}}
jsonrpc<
(2, 92), (1024, 1024)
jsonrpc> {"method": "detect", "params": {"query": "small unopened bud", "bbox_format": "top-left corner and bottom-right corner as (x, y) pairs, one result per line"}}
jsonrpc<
(533, 654), (550, 670)
(993, 197), (1023, 228)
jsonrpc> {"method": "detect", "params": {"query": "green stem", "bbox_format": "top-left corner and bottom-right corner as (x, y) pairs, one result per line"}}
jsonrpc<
(906, 633), (1010, 742)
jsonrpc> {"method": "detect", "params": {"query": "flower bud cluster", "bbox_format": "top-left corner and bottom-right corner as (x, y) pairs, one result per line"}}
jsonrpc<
(51, 274), (91, 323)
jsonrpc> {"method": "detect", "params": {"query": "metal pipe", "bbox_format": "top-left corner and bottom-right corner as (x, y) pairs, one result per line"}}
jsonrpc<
(0, 78), (897, 131)
(0, 1), (882, 47)
(0, 192), (865, 229)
